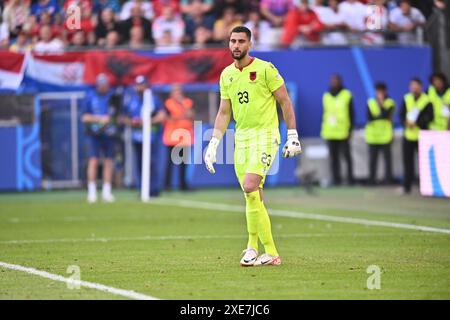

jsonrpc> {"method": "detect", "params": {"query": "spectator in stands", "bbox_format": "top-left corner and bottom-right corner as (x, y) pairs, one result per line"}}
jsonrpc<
(163, 84), (194, 191)
(213, 0), (247, 19)
(365, 82), (395, 185)
(30, 11), (62, 42)
(123, 75), (166, 197)
(361, 0), (389, 45)
(183, 0), (215, 44)
(69, 30), (88, 49)
(95, 7), (121, 46)
(312, 0), (349, 45)
(152, 5), (185, 46)
(92, 0), (121, 17)
(9, 28), (33, 52)
(120, 0), (154, 21)
(213, 6), (242, 43)
(82, 73), (117, 203)
(338, 0), (367, 42)
(105, 29), (120, 48)
(152, 0), (181, 17)
(320, 74), (355, 186)
(192, 25), (214, 48)
(181, 0), (212, 16)
(400, 78), (434, 194)
(154, 30), (184, 52)
(428, 72), (450, 131)
(281, 0), (324, 46)
(0, 10), (9, 48)
(260, 0), (293, 28)
(63, 0), (96, 46)
(2, 0), (30, 38)
(389, 0), (425, 44)
(31, 0), (60, 21)
(120, 3), (153, 43)
(129, 25), (147, 49)
(34, 24), (65, 53)
(244, 11), (273, 49)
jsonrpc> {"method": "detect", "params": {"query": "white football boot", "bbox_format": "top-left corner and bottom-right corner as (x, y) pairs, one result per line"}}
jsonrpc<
(240, 247), (258, 267)
(254, 253), (281, 266)
(87, 192), (97, 204)
(102, 192), (115, 203)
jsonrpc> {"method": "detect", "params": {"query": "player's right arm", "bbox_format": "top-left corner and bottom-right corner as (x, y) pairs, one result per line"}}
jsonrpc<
(204, 98), (231, 174)
(212, 98), (231, 140)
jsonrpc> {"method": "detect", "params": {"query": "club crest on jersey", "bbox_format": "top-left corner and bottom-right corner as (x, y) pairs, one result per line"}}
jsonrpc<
(249, 72), (257, 81)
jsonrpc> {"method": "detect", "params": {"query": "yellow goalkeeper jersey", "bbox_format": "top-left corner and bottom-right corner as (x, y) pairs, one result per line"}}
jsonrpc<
(219, 57), (284, 144)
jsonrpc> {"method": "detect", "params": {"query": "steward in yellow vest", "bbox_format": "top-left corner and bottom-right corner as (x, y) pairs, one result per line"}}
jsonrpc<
(364, 83), (395, 185)
(321, 74), (355, 185)
(400, 78), (434, 194)
(428, 72), (450, 131)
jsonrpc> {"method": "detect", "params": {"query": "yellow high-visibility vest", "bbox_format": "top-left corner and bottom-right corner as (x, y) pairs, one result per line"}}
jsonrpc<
(428, 86), (450, 131)
(365, 98), (395, 145)
(321, 89), (352, 140)
(404, 93), (429, 141)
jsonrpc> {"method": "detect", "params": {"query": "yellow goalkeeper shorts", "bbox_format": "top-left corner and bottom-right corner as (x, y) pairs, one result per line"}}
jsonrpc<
(234, 140), (280, 190)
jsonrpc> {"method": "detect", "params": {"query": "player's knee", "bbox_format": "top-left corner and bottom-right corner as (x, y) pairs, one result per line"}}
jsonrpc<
(243, 181), (258, 193)
(89, 157), (98, 166)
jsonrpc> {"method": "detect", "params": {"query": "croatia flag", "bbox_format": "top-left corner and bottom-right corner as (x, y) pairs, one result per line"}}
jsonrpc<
(26, 52), (85, 87)
(0, 52), (26, 90)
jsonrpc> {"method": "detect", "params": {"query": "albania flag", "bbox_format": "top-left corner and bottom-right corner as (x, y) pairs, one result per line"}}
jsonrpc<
(83, 49), (232, 86)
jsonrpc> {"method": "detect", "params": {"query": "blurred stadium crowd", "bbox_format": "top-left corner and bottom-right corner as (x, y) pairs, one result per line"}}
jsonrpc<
(0, 0), (447, 53)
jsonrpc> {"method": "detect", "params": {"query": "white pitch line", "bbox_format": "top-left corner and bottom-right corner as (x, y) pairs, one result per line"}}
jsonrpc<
(154, 198), (450, 235)
(0, 261), (158, 300)
(0, 232), (432, 246)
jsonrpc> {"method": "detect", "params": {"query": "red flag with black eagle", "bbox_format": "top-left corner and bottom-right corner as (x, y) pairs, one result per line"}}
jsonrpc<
(83, 49), (232, 85)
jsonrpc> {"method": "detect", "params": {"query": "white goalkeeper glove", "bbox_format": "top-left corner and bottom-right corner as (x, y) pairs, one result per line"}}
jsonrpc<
(204, 137), (219, 174)
(282, 129), (302, 158)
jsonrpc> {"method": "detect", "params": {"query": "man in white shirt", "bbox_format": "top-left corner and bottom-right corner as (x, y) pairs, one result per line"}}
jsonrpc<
(389, 0), (425, 44)
(120, 0), (154, 21)
(244, 11), (273, 49)
(152, 5), (185, 46)
(312, 0), (348, 45)
(33, 25), (65, 54)
(339, 0), (368, 32)
(361, 0), (389, 45)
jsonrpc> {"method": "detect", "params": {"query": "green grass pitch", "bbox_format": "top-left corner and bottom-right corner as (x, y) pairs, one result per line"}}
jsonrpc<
(0, 187), (449, 299)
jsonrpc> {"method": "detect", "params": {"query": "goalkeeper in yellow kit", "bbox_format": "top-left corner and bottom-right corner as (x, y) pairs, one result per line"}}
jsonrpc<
(204, 26), (302, 266)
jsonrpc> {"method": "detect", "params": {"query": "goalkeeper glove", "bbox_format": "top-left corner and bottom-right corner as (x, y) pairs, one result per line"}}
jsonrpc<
(204, 137), (219, 174)
(282, 129), (302, 158)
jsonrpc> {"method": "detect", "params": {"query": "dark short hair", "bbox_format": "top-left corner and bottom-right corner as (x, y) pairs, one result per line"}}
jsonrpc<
(375, 82), (387, 91)
(430, 72), (448, 86)
(331, 73), (342, 83)
(411, 77), (423, 86)
(230, 26), (252, 40)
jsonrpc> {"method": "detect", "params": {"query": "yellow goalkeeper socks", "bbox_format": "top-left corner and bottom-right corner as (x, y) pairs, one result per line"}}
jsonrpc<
(244, 190), (261, 251)
(244, 190), (278, 257)
(258, 201), (278, 257)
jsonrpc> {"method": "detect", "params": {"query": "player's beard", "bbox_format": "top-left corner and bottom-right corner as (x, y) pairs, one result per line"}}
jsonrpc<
(231, 48), (248, 61)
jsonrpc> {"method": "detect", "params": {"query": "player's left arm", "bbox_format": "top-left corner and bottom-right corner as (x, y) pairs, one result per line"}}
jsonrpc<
(273, 84), (296, 131)
(273, 84), (302, 157)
